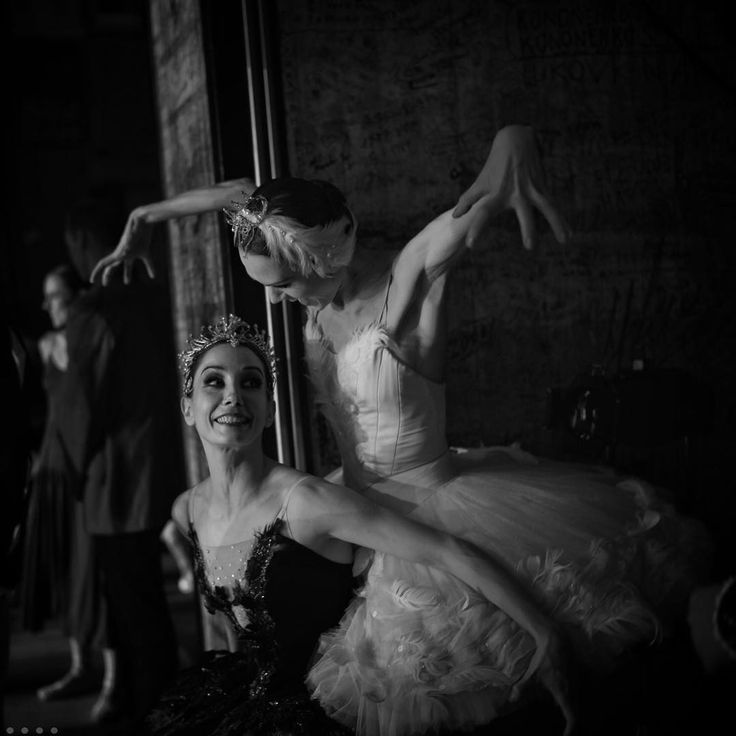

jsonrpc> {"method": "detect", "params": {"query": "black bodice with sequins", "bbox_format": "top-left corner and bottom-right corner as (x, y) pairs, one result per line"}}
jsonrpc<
(147, 517), (355, 736)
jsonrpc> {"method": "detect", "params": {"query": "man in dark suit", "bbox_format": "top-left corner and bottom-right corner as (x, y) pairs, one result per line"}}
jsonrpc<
(59, 197), (180, 727)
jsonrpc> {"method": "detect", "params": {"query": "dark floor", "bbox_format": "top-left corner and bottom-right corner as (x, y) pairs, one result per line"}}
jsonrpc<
(3, 561), (733, 736)
(3, 552), (201, 736)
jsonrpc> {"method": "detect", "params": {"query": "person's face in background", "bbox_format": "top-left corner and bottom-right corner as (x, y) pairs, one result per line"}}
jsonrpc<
(42, 273), (75, 329)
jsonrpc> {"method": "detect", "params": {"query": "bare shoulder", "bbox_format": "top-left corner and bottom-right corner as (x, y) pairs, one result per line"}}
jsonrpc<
(287, 474), (372, 521)
(37, 331), (56, 363)
(171, 487), (195, 532)
(281, 472), (329, 510)
(277, 474), (357, 562)
(390, 229), (437, 303)
(268, 464), (374, 528)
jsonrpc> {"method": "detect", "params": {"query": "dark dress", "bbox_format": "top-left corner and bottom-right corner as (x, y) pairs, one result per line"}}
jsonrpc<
(20, 354), (106, 648)
(20, 359), (73, 630)
(147, 515), (355, 735)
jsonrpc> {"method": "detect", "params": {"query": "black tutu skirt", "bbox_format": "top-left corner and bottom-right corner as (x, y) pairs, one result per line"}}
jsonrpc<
(147, 649), (352, 736)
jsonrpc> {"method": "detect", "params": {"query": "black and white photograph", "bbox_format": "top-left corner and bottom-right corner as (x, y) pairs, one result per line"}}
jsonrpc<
(3, 1), (735, 734)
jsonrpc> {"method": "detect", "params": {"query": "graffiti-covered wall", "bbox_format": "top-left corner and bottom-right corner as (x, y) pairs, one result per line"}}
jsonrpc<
(276, 1), (736, 549)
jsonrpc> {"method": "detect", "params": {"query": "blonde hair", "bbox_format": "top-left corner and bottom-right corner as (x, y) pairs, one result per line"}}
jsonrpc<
(257, 210), (356, 277)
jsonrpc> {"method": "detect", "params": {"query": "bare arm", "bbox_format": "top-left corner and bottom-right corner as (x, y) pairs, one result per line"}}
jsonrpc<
(37, 332), (55, 366)
(171, 490), (192, 535)
(293, 478), (575, 733)
(395, 125), (571, 289)
(91, 178), (255, 285)
(306, 479), (551, 648)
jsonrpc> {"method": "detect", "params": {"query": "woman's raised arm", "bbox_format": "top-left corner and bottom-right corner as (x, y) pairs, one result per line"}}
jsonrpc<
(91, 178), (255, 285)
(453, 124), (571, 250)
(396, 125), (571, 286)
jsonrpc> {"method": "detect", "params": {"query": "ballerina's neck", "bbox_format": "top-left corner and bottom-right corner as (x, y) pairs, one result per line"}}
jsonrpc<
(205, 452), (276, 509)
(316, 257), (393, 347)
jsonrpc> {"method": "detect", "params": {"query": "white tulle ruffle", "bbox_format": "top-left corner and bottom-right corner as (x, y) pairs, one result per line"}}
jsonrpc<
(308, 449), (710, 736)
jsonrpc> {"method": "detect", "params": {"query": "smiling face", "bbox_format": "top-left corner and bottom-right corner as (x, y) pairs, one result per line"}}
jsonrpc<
(181, 343), (274, 451)
(242, 253), (343, 308)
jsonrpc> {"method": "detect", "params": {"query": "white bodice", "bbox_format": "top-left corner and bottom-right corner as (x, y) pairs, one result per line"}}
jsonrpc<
(305, 319), (448, 490)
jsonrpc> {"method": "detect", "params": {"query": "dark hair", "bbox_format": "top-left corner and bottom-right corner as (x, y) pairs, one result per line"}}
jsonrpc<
(254, 177), (351, 226)
(46, 263), (86, 296)
(240, 177), (357, 277)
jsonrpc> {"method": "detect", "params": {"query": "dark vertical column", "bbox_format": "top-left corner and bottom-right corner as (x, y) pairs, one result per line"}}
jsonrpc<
(148, 0), (229, 486)
(242, 0), (310, 471)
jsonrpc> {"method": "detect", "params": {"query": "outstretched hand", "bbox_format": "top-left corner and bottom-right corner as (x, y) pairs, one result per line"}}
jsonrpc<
(90, 207), (156, 285)
(512, 627), (577, 736)
(453, 125), (571, 251)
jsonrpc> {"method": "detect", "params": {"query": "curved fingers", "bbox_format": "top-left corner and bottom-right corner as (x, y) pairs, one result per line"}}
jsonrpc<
(539, 663), (577, 736)
(91, 254), (157, 286)
(511, 636), (546, 701)
(90, 255), (119, 285)
(511, 653), (577, 735)
(453, 183), (485, 218)
(141, 255), (156, 280)
(512, 194), (537, 251)
(101, 261), (120, 287)
(89, 258), (105, 284)
(536, 631), (577, 736)
(465, 193), (506, 249)
(529, 186), (571, 244)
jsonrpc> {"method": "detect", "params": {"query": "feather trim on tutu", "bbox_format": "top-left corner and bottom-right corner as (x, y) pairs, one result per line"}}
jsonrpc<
(309, 488), (711, 736)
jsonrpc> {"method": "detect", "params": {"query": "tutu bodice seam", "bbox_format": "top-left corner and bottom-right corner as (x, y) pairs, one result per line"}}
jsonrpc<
(306, 319), (449, 484)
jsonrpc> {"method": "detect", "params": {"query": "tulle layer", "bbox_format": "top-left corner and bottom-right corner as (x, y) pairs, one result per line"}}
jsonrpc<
(309, 448), (711, 736)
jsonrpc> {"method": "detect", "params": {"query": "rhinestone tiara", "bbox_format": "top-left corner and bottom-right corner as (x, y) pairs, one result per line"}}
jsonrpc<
(223, 193), (269, 251)
(178, 314), (278, 395)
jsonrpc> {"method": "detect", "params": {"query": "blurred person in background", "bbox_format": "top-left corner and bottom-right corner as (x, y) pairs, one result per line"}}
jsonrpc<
(57, 196), (181, 728)
(18, 263), (112, 709)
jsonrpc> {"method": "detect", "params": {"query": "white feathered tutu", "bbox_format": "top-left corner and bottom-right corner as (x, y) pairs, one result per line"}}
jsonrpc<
(305, 322), (711, 736)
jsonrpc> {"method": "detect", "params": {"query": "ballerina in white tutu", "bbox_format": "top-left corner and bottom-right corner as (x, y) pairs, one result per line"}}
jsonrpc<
(94, 125), (710, 736)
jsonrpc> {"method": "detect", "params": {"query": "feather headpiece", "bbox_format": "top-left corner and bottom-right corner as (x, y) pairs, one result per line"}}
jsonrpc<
(223, 194), (269, 251)
(223, 190), (356, 277)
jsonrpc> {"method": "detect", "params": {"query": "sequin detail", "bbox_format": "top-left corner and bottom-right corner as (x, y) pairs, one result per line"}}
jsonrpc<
(148, 517), (354, 736)
(189, 519), (281, 696)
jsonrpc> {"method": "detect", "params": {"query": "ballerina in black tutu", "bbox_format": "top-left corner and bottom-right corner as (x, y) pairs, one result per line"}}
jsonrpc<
(147, 314), (575, 735)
